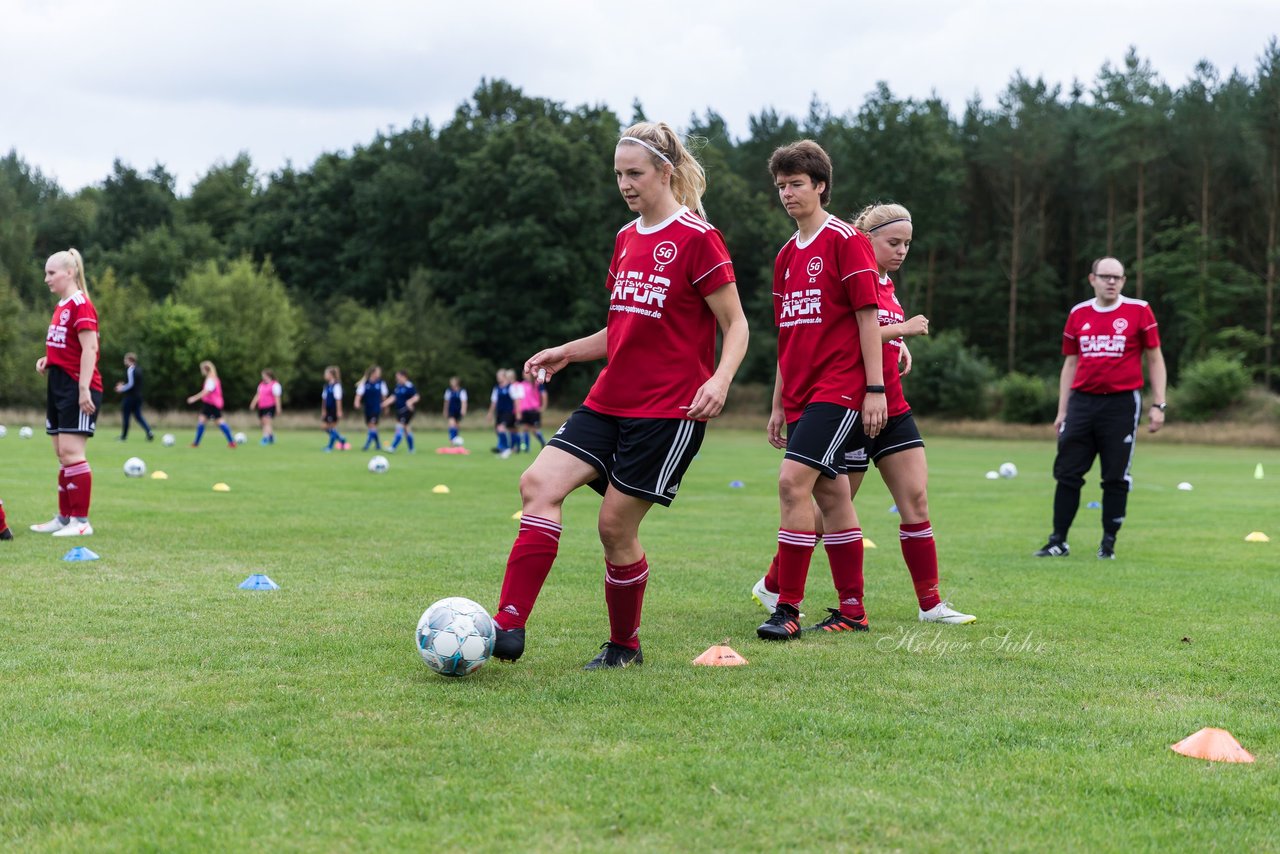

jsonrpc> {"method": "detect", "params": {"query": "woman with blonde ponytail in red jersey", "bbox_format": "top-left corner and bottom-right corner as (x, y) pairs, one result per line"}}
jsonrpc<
(488, 121), (750, 670)
(30, 249), (103, 538)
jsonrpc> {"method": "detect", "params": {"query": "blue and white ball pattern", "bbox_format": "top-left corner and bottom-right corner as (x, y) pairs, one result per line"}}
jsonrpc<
(416, 597), (496, 677)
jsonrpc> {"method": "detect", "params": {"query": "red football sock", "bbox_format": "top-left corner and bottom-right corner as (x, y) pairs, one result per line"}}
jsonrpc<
(0, 499), (8, 531)
(777, 530), (817, 606)
(605, 555), (649, 650)
(57, 467), (70, 518)
(900, 520), (941, 610)
(494, 514), (562, 630)
(763, 552), (780, 593)
(823, 528), (866, 619)
(63, 461), (92, 518)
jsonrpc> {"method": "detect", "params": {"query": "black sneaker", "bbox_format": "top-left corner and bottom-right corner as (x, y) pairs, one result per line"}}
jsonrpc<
(492, 627), (526, 662)
(146, 433), (155, 441)
(804, 607), (869, 633)
(1097, 534), (1116, 560)
(1033, 537), (1070, 557)
(757, 603), (803, 641)
(0, 527), (12, 541)
(583, 641), (643, 670)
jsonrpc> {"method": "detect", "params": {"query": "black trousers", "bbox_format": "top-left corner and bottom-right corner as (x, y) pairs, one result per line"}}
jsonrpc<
(1051, 390), (1141, 540)
(121, 396), (152, 439)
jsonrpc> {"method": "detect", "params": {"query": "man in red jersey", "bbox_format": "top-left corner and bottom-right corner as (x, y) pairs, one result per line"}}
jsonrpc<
(1035, 257), (1167, 560)
(757, 140), (886, 641)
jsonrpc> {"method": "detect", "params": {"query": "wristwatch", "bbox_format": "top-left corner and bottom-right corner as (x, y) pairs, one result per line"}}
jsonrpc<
(1152, 403), (1167, 411)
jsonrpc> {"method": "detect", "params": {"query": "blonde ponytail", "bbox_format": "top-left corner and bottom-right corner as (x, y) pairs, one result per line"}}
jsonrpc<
(853, 202), (912, 233)
(618, 122), (709, 219)
(48, 248), (89, 295)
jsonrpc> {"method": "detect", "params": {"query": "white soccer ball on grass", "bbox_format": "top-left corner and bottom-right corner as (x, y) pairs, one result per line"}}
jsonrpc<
(999, 462), (1018, 479)
(162, 434), (176, 447)
(368, 455), (389, 473)
(415, 597), (496, 677)
(123, 457), (147, 477)
(19, 426), (34, 439)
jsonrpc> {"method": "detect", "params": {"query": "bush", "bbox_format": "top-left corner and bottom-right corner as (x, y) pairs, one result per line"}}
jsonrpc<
(1172, 354), (1253, 421)
(901, 331), (994, 418)
(997, 372), (1058, 423)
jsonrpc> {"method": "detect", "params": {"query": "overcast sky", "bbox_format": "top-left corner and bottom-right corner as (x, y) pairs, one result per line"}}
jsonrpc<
(2, 0), (1274, 192)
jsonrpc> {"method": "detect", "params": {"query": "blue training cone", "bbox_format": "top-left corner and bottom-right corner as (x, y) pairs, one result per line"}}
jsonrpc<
(238, 573), (279, 590)
(1087, 501), (1101, 509)
(889, 504), (898, 514)
(62, 546), (99, 562)
(729, 480), (745, 488)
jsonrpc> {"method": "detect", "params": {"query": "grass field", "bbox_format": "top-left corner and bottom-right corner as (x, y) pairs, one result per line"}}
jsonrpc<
(1, 423), (1278, 851)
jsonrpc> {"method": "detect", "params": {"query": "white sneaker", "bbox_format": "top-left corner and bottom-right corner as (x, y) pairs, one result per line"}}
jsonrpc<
(499, 449), (512, 459)
(52, 518), (93, 537)
(751, 576), (803, 618)
(751, 576), (779, 613)
(30, 516), (69, 533)
(919, 601), (976, 624)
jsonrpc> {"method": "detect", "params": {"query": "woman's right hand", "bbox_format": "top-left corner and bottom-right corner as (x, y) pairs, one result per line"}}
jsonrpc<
(900, 315), (929, 337)
(766, 408), (787, 450)
(524, 346), (570, 382)
(35, 356), (47, 375)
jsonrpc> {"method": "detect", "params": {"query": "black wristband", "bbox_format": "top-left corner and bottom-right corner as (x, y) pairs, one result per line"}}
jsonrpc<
(865, 385), (886, 394)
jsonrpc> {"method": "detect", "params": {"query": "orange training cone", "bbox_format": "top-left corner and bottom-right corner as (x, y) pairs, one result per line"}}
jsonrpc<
(693, 645), (748, 666)
(1170, 727), (1255, 763)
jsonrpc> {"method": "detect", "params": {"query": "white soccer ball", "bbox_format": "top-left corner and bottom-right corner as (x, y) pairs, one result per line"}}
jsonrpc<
(415, 597), (496, 677)
(985, 470), (1000, 480)
(0, 425), (6, 438)
(19, 426), (34, 439)
(451, 436), (465, 446)
(999, 462), (1018, 479)
(162, 434), (176, 447)
(123, 457), (147, 477)
(368, 455), (389, 473)
(234, 432), (247, 445)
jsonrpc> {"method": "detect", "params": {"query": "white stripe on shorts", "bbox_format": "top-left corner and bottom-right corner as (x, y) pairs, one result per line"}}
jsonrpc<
(821, 409), (859, 468)
(654, 419), (695, 496)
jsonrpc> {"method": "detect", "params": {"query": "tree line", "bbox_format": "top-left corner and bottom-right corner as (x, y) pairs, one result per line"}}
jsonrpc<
(1, 41), (1277, 416)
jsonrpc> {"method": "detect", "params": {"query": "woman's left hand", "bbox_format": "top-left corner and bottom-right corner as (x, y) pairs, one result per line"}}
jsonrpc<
(684, 376), (729, 420)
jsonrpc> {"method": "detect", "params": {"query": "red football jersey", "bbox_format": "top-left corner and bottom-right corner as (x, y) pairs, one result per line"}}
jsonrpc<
(1062, 296), (1160, 393)
(584, 206), (735, 419)
(774, 216), (879, 421)
(45, 292), (103, 391)
(876, 275), (911, 417)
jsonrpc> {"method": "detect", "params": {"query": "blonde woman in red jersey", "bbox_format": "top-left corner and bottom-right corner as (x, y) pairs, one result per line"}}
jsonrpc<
(30, 249), (103, 538)
(850, 203), (974, 622)
(489, 121), (749, 670)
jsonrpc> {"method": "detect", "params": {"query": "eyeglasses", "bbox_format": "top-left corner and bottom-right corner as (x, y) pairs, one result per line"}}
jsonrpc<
(1094, 274), (1124, 283)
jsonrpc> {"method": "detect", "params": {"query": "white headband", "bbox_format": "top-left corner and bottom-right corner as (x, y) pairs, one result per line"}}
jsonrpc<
(620, 136), (673, 167)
